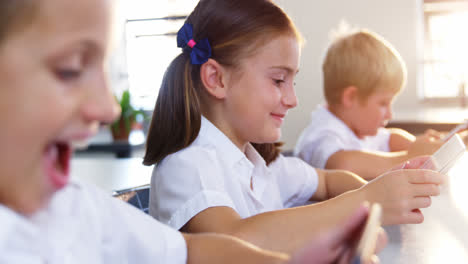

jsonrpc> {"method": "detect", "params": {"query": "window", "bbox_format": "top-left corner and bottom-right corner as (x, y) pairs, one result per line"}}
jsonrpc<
(120, 0), (199, 110)
(423, 0), (468, 101)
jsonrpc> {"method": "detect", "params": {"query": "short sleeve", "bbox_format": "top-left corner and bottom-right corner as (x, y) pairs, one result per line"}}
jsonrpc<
(270, 155), (319, 208)
(150, 147), (236, 230)
(297, 133), (348, 169)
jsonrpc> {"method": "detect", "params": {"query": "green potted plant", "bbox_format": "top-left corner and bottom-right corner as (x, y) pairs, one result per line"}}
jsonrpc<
(110, 90), (147, 142)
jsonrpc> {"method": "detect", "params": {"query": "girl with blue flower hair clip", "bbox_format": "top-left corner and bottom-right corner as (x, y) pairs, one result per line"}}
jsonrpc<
(145, 0), (443, 262)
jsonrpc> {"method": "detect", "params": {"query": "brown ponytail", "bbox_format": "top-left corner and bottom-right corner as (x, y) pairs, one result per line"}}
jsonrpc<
(143, 52), (203, 165)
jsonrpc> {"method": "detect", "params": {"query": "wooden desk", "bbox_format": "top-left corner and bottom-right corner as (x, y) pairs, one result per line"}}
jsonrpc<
(389, 108), (468, 135)
(379, 152), (468, 263)
(70, 157), (153, 194)
(388, 121), (458, 135)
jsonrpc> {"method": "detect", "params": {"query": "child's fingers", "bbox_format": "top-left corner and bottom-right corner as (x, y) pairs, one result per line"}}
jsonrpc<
(424, 129), (443, 139)
(290, 230), (347, 264)
(337, 247), (353, 264)
(290, 205), (370, 264)
(374, 227), (388, 254)
(401, 156), (432, 169)
(418, 157), (437, 171)
(407, 170), (445, 185)
(329, 203), (370, 244)
(364, 255), (380, 264)
(390, 162), (406, 171)
(409, 196), (432, 209)
(412, 184), (440, 197)
(403, 209), (424, 224)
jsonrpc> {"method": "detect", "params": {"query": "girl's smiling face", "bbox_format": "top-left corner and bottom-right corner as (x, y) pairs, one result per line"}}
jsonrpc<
(220, 34), (300, 150)
(0, 0), (120, 215)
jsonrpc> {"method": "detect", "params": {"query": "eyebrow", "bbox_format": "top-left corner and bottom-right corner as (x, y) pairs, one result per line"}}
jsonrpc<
(54, 38), (104, 59)
(269, 66), (300, 75)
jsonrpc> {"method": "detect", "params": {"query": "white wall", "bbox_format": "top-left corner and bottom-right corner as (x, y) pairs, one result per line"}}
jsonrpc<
(274, 0), (423, 150)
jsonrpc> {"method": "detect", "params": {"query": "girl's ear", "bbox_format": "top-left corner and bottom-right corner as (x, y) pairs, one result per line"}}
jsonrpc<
(200, 58), (227, 99)
(342, 85), (358, 108)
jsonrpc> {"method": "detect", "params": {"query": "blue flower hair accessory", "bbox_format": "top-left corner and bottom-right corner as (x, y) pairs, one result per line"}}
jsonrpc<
(177, 23), (212, 65)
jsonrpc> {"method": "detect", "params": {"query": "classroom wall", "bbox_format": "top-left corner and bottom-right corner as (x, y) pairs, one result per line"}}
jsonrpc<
(274, 0), (424, 150)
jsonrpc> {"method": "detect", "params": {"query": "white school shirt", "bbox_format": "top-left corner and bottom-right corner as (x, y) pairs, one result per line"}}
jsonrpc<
(150, 116), (319, 230)
(294, 105), (390, 169)
(0, 180), (187, 264)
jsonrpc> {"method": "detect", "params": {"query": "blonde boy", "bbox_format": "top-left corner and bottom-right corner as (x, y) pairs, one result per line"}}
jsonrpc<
(294, 28), (443, 180)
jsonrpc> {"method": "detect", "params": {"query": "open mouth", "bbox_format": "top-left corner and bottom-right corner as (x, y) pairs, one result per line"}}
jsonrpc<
(43, 142), (72, 190)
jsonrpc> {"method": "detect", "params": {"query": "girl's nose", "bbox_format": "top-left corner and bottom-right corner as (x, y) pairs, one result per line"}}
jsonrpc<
(82, 71), (121, 124)
(282, 83), (298, 109)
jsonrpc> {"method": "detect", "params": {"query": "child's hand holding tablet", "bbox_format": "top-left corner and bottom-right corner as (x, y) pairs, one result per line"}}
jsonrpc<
(442, 119), (468, 142)
(421, 134), (466, 174)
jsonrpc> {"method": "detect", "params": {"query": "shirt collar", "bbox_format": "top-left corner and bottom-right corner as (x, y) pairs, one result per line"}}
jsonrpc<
(197, 116), (271, 197)
(198, 116), (246, 166)
(197, 116), (269, 173)
(245, 143), (267, 168)
(245, 143), (271, 198)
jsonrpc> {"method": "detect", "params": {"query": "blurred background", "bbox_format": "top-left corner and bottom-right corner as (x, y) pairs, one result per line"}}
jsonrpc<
(84, 0), (468, 159)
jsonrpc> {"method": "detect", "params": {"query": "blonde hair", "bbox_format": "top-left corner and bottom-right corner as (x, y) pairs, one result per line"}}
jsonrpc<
(322, 26), (407, 105)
